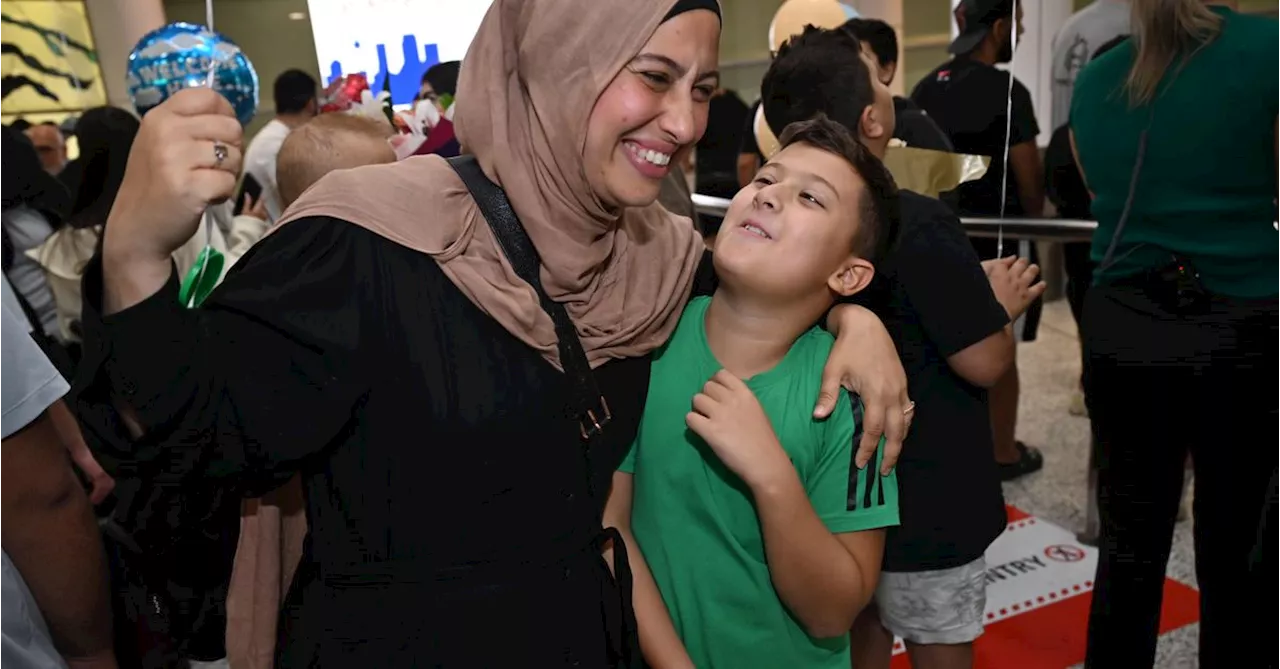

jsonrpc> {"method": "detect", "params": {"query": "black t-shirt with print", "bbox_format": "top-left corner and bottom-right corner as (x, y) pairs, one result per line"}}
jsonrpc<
(910, 57), (1040, 217)
(854, 191), (1010, 572)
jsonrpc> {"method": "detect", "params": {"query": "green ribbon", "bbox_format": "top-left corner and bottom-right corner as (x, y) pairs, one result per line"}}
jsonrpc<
(177, 246), (225, 308)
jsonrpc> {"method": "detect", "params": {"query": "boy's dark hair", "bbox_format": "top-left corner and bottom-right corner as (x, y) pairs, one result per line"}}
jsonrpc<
(762, 25), (872, 139)
(777, 115), (900, 265)
(841, 18), (898, 69)
(274, 69), (317, 115)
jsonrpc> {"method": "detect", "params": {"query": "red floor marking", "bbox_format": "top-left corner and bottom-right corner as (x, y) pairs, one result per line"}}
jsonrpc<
(888, 507), (1201, 668)
(1004, 505), (1032, 522)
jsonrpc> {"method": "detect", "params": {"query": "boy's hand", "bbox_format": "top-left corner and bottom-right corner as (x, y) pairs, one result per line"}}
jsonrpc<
(983, 255), (1047, 320)
(687, 371), (792, 490)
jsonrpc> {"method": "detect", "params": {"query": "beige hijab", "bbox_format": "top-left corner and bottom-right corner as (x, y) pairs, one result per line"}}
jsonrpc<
(274, 0), (708, 368)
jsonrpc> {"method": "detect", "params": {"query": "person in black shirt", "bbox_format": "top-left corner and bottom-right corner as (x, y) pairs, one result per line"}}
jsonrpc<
(695, 89), (750, 200)
(737, 99), (768, 189)
(912, 0), (1043, 220)
(761, 26), (1046, 669)
(910, 0), (1045, 480)
(841, 18), (953, 152)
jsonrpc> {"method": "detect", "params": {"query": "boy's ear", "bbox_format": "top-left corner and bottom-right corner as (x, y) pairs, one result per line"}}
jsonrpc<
(881, 61), (898, 86)
(860, 104), (887, 142)
(827, 256), (875, 297)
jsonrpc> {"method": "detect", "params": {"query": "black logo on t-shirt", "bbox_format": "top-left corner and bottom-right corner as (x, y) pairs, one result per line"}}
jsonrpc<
(1055, 35), (1091, 87)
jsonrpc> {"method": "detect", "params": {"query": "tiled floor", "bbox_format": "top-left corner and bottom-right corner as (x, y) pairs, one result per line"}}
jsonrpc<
(1008, 298), (1199, 668)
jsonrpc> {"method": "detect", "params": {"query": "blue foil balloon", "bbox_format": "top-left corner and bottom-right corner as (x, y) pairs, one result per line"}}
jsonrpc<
(126, 22), (259, 126)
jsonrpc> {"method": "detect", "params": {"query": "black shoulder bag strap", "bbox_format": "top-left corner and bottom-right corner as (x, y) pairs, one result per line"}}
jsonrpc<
(448, 155), (639, 669)
(446, 155), (611, 444)
(1098, 106), (1157, 273)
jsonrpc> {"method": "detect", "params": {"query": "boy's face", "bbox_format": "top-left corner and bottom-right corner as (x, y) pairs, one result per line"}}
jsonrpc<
(714, 142), (874, 303)
(858, 46), (897, 142)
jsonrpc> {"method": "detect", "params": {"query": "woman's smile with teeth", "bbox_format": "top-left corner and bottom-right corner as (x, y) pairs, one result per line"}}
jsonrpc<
(741, 222), (771, 239)
(626, 142), (671, 166)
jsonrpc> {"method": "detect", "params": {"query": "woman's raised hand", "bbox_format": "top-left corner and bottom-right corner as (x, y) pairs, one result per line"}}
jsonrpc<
(102, 88), (243, 312)
(104, 88), (242, 265)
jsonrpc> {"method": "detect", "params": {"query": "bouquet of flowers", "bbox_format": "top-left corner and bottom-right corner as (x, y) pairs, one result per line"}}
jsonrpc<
(320, 73), (372, 113)
(320, 72), (459, 160)
(387, 97), (459, 160)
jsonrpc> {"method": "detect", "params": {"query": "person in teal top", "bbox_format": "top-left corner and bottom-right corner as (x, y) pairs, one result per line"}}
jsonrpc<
(605, 116), (902, 669)
(1071, 5), (1277, 298)
(1069, 2), (1277, 667)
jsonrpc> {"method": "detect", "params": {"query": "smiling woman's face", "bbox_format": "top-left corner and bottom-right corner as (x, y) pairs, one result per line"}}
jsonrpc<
(583, 9), (720, 210)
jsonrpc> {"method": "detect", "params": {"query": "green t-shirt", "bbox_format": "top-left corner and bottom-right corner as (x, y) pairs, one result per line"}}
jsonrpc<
(1070, 7), (1278, 298)
(619, 296), (900, 669)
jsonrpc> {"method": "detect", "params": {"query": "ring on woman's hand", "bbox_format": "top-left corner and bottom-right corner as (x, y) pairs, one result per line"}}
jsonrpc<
(903, 401), (916, 416)
(213, 141), (229, 168)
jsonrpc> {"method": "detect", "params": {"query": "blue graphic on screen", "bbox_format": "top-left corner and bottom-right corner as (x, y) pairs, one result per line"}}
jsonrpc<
(327, 34), (439, 106)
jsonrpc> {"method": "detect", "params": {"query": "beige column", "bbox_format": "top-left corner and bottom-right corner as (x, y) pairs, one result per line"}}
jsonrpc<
(850, 0), (906, 96)
(84, 0), (166, 111)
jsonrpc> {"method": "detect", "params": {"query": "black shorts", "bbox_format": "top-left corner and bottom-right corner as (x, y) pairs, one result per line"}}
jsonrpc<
(969, 236), (1042, 342)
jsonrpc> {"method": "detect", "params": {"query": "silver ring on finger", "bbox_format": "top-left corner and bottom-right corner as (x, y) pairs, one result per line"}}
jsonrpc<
(903, 401), (916, 417)
(213, 141), (229, 169)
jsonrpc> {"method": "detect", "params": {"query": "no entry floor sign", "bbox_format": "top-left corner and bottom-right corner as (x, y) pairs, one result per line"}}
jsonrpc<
(889, 507), (1201, 668)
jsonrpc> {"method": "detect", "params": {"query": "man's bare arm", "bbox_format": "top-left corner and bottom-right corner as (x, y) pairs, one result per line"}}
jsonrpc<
(2, 409), (115, 667)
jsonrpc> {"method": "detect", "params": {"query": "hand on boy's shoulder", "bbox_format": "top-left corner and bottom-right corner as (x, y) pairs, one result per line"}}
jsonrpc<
(686, 370), (791, 490)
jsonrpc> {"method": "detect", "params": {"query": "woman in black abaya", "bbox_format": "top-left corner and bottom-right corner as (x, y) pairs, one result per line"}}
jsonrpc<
(78, 0), (911, 665)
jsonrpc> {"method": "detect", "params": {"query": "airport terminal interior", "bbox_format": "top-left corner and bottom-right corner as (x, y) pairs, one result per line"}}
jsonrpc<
(1, 0), (1275, 667)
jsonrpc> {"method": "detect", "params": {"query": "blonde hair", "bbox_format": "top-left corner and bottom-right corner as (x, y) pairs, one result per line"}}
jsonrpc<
(276, 113), (396, 208)
(1126, 0), (1222, 106)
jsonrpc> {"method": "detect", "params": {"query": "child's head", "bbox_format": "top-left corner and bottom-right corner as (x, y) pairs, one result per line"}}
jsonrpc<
(714, 114), (899, 308)
(276, 113), (397, 209)
(761, 25), (895, 155)
(841, 19), (900, 87)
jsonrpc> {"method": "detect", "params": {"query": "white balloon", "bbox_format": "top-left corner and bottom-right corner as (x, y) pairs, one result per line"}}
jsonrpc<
(753, 104), (780, 161)
(768, 0), (851, 53)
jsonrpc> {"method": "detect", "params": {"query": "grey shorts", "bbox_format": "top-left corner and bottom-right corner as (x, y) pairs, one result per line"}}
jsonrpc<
(874, 558), (988, 645)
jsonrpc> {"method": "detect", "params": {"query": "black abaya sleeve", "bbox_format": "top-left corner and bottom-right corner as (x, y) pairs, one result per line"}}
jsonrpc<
(76, 217), (371, 494)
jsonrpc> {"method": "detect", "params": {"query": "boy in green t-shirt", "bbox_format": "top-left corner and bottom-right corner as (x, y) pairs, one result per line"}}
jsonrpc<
(605, 116), (902, 669)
